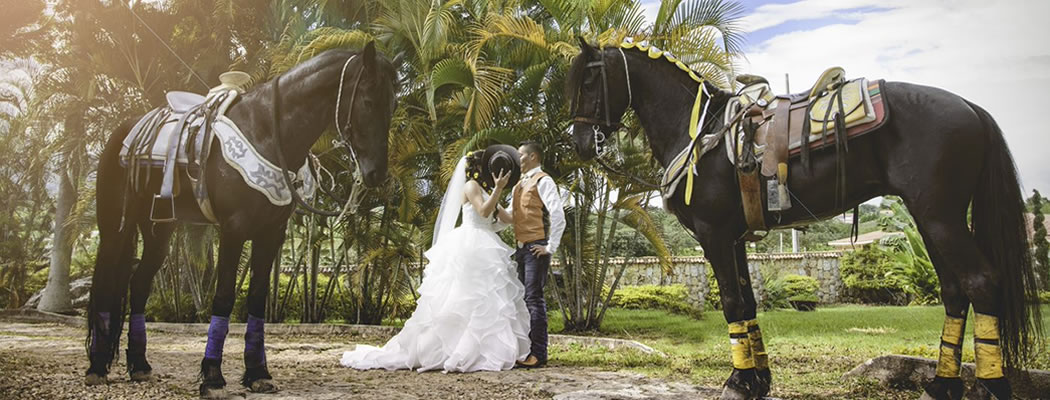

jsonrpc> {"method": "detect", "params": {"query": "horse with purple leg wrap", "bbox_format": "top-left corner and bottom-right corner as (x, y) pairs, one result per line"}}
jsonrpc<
(85, 42), (396, 398)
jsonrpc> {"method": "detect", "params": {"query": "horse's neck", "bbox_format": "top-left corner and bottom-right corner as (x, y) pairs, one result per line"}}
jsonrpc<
(628, 57), (717, 168)
(235, 71), (338, 168)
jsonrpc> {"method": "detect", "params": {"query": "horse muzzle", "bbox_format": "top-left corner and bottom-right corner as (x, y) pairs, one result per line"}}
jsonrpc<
(571, 125), (599, 161)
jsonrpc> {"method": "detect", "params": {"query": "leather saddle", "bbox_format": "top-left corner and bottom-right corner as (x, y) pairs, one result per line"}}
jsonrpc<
(120, 90), (239, 222)
(727, 67), (890, 240)
(119, 72), (250, 223)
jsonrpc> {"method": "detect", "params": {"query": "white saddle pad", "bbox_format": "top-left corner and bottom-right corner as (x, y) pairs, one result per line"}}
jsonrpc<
(119, 91), (315, 206)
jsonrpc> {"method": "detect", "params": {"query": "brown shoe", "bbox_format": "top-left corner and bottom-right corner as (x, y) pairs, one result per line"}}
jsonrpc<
(515, 355), (544, 369)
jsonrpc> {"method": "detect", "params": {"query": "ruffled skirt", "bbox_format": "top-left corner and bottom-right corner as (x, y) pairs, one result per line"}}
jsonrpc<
(340, 225), (531, 372)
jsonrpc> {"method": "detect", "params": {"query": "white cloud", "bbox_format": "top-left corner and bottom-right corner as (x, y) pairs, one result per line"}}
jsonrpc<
(741, 0), (909, 32)
(739, 0), (1050, 194)
(640, 1), (661, 26)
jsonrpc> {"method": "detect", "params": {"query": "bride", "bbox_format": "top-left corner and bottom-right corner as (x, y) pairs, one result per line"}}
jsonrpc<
(340, 148), (531, 372)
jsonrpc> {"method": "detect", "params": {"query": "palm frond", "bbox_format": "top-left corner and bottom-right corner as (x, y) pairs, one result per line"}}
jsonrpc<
(615, 194), (672, 272)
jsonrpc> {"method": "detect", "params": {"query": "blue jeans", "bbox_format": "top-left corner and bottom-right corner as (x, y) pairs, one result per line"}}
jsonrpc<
(516, 239), (549, 362)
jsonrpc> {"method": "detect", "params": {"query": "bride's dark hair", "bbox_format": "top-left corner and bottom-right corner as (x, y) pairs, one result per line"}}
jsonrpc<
(465, 150), (487, 189)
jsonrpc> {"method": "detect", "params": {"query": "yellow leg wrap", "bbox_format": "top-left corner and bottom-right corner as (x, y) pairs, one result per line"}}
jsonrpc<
(729, 321), (755, 369)
(935, 314), (965, 378)
(746, 319), (769, 370)
(974, 313), (1004, 379)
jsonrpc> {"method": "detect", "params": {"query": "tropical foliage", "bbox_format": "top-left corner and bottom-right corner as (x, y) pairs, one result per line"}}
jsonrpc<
(1028, 190), (1050, 290)
(836, 197), (940, 306)
(1, 0), (744, 331)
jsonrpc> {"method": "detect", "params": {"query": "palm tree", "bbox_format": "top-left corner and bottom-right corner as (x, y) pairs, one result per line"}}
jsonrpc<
(0, 0), (47, 57)
(0, 59), (54, 309)
(34, 0), (265, 315)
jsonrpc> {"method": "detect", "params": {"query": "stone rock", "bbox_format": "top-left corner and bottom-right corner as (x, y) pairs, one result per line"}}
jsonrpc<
(23, 276), (92, 310)
(844, 355), (1050, 398)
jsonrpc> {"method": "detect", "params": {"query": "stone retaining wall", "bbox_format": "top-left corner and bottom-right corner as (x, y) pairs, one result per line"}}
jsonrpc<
(552, 252), (843, 309)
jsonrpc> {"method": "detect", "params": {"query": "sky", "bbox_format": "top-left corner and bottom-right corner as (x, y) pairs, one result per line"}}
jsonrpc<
(639, 0), (1050, 196)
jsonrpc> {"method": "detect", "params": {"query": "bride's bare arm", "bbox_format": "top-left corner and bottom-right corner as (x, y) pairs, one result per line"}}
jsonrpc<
(495, 205), (512, 224)
(464, 170), (509, 218)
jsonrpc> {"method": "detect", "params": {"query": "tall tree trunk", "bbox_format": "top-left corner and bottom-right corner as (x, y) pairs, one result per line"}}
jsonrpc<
(37, 162), (76, 314)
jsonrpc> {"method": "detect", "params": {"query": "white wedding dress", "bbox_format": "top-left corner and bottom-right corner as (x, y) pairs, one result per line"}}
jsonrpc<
(340, 166), (531, 373)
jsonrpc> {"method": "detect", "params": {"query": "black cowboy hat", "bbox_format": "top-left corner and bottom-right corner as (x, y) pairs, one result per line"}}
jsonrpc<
(476, 144), (521, 190)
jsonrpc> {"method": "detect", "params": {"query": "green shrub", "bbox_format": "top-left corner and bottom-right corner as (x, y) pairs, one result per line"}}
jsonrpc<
(760, 274), (819, 310)
(144, 290), (200, 322)
(705, 271), (721, 311)
(760, 275), (790, 310)
(1039, 291), (1050, 304)
(783, 274), (820, 299)
(840, 245), (910, 305)
(608, 285), (702, 318)
(788, 294), (820, 303)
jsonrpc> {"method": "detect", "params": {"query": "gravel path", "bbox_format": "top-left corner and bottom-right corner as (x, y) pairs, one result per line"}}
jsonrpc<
(0, 322), (719, 400)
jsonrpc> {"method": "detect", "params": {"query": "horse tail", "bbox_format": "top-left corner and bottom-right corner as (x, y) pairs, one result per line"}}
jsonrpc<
(968, 100), (1044, 371)
(85, 119), (137, 366)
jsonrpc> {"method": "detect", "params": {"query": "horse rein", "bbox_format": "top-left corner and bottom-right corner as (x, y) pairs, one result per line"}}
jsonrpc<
(335, 54), (366, 187)
(271, 54), (367, 217)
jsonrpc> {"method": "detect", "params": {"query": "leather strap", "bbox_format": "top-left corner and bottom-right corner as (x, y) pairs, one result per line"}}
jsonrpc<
(159, 106), (198, 198)
(761, 98), (791, 177)
(738, 165), (767, 239)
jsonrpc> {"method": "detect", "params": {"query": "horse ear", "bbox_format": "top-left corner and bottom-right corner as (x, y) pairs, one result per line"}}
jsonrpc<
(577, 36), (593, 59)
(362, 41), (377, 71)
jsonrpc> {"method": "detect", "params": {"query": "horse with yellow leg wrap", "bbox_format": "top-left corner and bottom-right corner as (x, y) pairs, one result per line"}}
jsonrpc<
(565, 38), (1043, 400)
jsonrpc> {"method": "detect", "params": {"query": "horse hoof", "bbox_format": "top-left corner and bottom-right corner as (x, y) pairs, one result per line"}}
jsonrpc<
(248, 379), (279, 393)
(85, 373), (107, 386)
(130, 370), (154, 382)
(199, 385), (228, 399)
(720, 385), (752, 400)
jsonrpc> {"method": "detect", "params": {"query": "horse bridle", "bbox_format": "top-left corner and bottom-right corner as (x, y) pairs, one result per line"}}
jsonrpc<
(570, 46), (668, 189)
(272, 54), (368, 218)
(335, 55), (366, 181)
(571, 47), (632, 158)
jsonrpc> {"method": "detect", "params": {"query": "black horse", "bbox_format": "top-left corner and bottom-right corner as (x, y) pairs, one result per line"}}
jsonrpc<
(85, 42), (396, 398)
(567, 40), (1042, 400)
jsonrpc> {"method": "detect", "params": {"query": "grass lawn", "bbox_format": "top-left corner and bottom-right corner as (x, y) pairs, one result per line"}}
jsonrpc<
(547, 305), (1050, 399)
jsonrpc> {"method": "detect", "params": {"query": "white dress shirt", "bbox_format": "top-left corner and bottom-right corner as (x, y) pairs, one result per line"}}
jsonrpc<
(509, 166), (566, 254)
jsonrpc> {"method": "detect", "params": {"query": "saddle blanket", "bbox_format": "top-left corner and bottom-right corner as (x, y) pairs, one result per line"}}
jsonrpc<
(119, 91), (316, 207)
(789, 79), (888, 154)
(726, 79), (889, 163)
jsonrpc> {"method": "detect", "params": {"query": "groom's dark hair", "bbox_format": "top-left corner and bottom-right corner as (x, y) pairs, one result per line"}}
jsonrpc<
(519, 140), (543, 159)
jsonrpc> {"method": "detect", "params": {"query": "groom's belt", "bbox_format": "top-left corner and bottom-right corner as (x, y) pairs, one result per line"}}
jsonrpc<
(517, 238), (547, 248)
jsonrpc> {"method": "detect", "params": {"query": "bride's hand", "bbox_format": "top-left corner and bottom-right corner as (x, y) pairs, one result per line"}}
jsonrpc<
(492, 170), (510, 190)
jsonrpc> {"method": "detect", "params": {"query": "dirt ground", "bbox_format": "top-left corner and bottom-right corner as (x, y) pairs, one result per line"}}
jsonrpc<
(0, 321), (721, 400)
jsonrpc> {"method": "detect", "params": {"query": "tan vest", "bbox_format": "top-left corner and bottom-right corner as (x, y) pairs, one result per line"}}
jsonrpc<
(513, 172), (549, 243)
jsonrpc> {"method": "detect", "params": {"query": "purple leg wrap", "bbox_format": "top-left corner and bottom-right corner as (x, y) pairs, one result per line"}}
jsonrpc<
(90, 311), (111, 353)
(204, 315), (230, 361)
(244, 315), (266, 368)
(128, 313), (147, 354)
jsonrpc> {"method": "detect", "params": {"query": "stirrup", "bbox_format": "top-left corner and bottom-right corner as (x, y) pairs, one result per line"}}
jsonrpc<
(151, 195), (176, 222)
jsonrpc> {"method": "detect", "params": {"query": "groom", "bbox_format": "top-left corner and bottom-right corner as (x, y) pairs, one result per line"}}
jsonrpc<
(509, 140), (565, 368)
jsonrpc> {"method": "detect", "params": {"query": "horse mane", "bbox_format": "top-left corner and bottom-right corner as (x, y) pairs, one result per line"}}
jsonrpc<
(565, 41), (728, 111)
